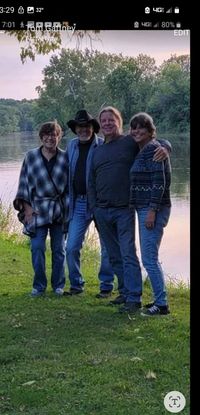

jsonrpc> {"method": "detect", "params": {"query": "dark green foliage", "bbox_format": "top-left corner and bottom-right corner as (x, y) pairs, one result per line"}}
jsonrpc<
(34, 51), (191, 135)
(0, 99), (38, 134)
(0, 52), (190, 135)
(147, 56), (190, 133)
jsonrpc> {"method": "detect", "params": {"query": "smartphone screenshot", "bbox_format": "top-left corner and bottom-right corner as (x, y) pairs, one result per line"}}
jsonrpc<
(0, 3), (190, 415)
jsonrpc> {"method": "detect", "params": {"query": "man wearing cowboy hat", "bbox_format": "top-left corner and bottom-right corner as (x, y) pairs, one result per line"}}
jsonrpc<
(64, 110), (114, 297)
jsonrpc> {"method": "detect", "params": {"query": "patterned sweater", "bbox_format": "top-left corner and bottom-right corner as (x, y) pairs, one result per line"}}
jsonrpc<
(129, 140), (171, 210)
(13, 147), (69, 236)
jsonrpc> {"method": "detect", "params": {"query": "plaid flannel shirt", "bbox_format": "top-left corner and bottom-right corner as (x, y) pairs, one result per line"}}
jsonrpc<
(13, 147), (69, 236)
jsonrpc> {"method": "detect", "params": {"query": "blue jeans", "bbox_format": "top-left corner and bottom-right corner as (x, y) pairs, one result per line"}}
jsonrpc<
(137, 206), (171, 306)
(66, 197), (114, 291)
(30, 223), (66, 292)
(94, 207), (143, 303)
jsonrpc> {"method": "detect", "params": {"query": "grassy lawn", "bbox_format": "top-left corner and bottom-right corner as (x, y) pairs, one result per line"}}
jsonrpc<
(0, 235), (190, 415)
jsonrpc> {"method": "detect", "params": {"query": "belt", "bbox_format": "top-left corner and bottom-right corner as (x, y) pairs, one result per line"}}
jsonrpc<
(76, 194), (87, 199)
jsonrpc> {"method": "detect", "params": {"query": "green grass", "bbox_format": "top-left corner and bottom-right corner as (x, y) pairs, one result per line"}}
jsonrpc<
(0, 234), (190, 415)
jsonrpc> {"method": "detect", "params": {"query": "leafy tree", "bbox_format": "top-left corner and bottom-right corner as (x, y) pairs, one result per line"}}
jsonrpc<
(106, 55), (157, 124)
(6, 30), (100, 63)
(0, 105), (20, 134)
(0, 99), (37, 134)
(0, 50), (190, 135)
(147, 56), (190, 133)
(18, 99), (38, 131)
(35, 49), (122, 130)
(135, 54), (158, 78)
(35, 49), (89, 129)
(161, 54), (190, 73)
(77, 49), (121, 114)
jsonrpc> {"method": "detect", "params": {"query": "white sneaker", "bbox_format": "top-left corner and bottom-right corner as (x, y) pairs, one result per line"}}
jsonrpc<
(54, 288), (64, 296)
(31, 288), (44, 297)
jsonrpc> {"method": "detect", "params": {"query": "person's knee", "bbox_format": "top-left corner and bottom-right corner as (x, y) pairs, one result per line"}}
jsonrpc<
(66, 244), (79, 258)
(31, 241), (46, 253)
(142, 256), (157, 272)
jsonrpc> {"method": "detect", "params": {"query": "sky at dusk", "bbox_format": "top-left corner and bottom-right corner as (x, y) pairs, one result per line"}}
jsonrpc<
(0, 30), (190, 100)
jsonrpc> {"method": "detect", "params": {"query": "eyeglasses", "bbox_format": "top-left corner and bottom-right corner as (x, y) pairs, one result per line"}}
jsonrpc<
(42, 133), (58, 138)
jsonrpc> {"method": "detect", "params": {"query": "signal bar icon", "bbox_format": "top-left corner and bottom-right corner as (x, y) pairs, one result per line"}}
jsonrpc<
(166, 7), (172, 13)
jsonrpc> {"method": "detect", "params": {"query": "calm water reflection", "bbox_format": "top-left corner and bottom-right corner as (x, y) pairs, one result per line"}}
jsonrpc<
(0, 132), (190, 284)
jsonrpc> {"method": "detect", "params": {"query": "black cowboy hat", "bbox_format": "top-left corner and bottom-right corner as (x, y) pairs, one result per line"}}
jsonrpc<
(67, 109), (100, 134)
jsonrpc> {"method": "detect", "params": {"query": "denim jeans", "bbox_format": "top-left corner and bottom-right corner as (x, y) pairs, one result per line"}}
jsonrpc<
(66, 197), (114, 291)
(137, 206), (171, 306)
(94, 207), (143, 302)
(30, 223), (66, 292)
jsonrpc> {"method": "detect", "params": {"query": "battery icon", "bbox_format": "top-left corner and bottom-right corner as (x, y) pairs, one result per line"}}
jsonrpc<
(174, 7), (179, 13)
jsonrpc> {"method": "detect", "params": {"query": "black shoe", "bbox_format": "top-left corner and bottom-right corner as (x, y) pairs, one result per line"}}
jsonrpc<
(141, 304), (170, 316)
(144, 302), (155, 309)
(109, 294), (126, 305)
(96, 290), (112, 299)
(119, 302), (142, 314)
(63, 288), (83, 296)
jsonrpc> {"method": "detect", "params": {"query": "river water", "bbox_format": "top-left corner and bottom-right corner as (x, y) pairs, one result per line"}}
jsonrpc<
(0, 132), (190, 285)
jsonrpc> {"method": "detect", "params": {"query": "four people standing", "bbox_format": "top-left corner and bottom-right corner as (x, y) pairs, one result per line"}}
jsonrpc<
(14, 109), (171, 316)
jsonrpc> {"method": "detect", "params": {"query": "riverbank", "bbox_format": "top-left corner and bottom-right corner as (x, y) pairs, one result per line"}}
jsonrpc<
(0, 194), (190, 285)
(0, 234), (190, 414)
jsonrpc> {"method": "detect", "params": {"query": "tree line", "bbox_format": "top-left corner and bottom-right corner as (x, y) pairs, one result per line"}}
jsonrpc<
(0, 50), (190, 136)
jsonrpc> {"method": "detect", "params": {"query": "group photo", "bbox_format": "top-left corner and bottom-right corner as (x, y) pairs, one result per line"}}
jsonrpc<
(0, 28), (190, 414)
